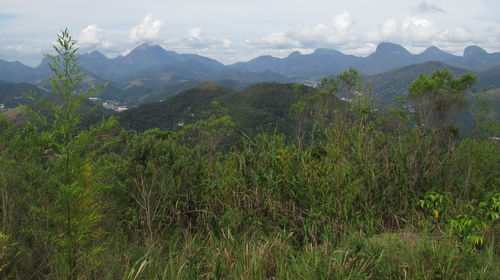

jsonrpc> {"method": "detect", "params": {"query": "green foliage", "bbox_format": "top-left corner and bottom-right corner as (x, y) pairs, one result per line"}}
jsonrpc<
(119, 82), (304, 137)
(471, 91), (500, 138)
(417, 190), (499, 247)
(36, 29), (107, 278)
(408, 68), (477, 129)
(338, 67), (363, 98)
(479, 192), (500, 222)
(180, 101), (235, 153)
(0, 232), (16, 276)
(290, 69), (367, 146)
(1, 32), (498, 279)
(418, 191), (449, 221)
(448, 192), (499, 247)
(0, 29), (110, 279)
(449, 214), (488, 246)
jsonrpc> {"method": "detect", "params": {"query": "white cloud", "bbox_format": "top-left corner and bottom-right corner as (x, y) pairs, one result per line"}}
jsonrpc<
(254, 32), (299, 49)
(251, 12), (355, 49)
(491, 26), (500, 44)
(292, 12), (354, 46)
(174, 27), (234, 50)
(2, 2), (500, 66)
(188, 28), (202, 40)
(381, 19), (398, 37)
(339, 42), (377, 56)
(359, 14), (500, 57)
(333, 12), (354, 33)
(0, 41), (44, 66)
(401, 16), (440, 42)
(366, 16), (441, 43)
(291, 24), (331, 46)
(221, 39), (233, 49)
(78, 25), (111, 48)
(366, 19), (398, 41)
(440, 27), (474, 42)
(129, 14), (166, 43)
(3, 43), (41, 54)
(366, 19), (397, 41)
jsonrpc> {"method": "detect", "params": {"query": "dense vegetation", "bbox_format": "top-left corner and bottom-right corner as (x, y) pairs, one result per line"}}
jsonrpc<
(0, 31), (499, 280)
(118, 82), (317, 137)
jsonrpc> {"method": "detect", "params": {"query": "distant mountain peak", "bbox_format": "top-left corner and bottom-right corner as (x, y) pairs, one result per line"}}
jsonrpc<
(137, 42), (164, 50)
(0, 60), (24, 66)
(89, 50), (103, 55)
(464, 46), (487, 57)
(418, 46), (456, 60)
(287, 51), (302, 58)
(249, 55), (280, 63)
(422, 46), (442, 53)
(122, 43), (178, 65)
(375, 42), (410, 55)
(312, 48), (340, 56)
(135, 42), (152, 49)
(86, 50), (107, 59)
(37, 56), (51, 69)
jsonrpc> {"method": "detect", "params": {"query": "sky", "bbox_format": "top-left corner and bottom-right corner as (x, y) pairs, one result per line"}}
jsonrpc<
(1, 0), (499, 66)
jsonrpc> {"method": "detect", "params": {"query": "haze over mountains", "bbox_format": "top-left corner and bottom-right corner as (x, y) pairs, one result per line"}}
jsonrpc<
(231, 43), (500, 78)
(0, 43), (291, 87)
(1, 41), (500, 110)
(2, 42), (500, 83)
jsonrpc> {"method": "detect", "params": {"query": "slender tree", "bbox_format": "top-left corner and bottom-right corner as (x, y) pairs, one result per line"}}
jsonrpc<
(27, 29), (106, 279)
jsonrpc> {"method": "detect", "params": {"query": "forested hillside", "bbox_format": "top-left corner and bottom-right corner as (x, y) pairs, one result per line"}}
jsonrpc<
(0, 30), (499, 280)
(118, 82), (319, 136)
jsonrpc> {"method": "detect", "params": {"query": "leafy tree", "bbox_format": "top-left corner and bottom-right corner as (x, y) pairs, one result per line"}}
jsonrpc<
(408, 68), (476, 130)
(471, 92), (500, 139)
(180, 101), (235, 154)
(338, 67), (363, 99)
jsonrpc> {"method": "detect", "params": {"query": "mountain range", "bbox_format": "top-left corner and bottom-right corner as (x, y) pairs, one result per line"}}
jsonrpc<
(1, 42), (500, 110)
(229, 42), (500, 77)
(0, 43), (291, 87)
(2, 42), (500, 84)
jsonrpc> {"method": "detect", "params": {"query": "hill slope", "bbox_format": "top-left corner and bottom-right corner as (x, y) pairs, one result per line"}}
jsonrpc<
(367, 62), (488, 105)
(118, 82), (313, 135)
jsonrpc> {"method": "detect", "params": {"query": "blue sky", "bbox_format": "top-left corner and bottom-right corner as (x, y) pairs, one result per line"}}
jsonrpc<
(0, 13), (17, 21)
(0, 0), (499, 66)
